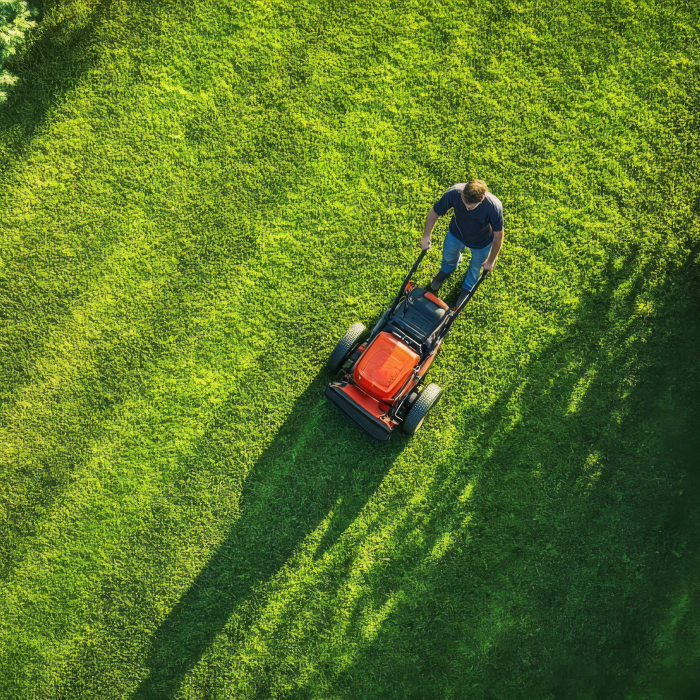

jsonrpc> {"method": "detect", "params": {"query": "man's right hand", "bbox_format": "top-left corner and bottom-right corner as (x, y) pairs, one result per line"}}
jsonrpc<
(419, 235), (432, 250)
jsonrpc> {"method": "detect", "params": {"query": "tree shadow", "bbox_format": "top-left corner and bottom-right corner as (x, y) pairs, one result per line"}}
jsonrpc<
(0, 0), (327, 585)
(320, 251), (699, 697)
(133, 371), (408, 699)
(0, 0), (117, 160)
(0, 0), (121, 399)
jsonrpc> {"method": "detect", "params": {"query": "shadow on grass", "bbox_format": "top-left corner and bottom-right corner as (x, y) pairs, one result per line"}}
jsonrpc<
(0, 0), (326, 585)
(129, 247), (698, 698)
(0, 0), (117, 159)
(323, 253), (700, 697)
(133, 371), (407, 699)
(0, 0), (120, 397)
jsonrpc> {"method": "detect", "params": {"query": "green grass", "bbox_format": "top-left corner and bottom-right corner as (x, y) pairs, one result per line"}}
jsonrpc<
(0, 0), (698, 697)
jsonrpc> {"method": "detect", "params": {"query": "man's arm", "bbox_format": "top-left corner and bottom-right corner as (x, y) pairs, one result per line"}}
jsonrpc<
(420, 207), (440, 250)
(483, 229), (503, 271)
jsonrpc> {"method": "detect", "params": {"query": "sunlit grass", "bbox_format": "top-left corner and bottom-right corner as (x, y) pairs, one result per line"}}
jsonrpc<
(0, 0), (698, 697)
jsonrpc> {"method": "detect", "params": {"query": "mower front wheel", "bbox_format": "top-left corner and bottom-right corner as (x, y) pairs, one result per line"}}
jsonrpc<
(328, 322), (366, 372)
(402, 383), (442, 435)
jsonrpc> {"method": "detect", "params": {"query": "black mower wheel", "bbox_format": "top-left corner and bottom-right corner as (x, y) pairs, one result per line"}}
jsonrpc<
(328, 322), (366, 372)
(402, 383), (442, 435)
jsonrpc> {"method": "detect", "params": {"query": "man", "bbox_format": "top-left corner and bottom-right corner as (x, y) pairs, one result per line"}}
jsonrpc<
(420, 179), (504, 307)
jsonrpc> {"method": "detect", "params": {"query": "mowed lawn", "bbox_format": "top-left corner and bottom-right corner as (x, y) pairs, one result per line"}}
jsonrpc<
(1, 0), (698, 697)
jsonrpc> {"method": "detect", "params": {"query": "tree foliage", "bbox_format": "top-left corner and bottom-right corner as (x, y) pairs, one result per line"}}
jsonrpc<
(0, 0), (36, 101)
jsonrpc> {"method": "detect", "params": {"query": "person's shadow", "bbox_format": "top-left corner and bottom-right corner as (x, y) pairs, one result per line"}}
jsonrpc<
(133, 371), (406, 698)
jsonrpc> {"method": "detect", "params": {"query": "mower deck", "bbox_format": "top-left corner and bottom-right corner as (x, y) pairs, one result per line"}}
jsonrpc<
(324, 382), (395, 441)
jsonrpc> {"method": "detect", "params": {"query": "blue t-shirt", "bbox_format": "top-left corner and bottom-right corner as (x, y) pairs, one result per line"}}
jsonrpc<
(433, 184), (504, 249)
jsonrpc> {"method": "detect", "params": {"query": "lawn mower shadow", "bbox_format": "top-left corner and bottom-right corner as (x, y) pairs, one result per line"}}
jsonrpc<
(134, 370), (407, 699)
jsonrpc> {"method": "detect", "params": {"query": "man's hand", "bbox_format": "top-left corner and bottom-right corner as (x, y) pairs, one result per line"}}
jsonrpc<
(482, 230), (503, 273)
(419, 234), (432, 250)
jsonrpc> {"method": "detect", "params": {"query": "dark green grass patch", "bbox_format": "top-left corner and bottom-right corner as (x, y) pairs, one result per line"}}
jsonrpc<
(0, 0), (698, 697)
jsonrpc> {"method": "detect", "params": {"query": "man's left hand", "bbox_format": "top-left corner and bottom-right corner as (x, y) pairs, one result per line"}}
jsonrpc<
(483, 260), (495, 272)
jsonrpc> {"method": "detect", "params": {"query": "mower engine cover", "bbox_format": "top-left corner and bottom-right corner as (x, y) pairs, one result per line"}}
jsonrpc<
(353, 332), (420, 401)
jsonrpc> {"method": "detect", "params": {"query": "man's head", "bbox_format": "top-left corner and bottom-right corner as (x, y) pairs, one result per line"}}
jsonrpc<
(461, 179), (488, 209)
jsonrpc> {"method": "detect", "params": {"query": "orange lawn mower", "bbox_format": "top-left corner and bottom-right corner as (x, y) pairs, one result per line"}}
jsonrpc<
(325, 248), (489, 440)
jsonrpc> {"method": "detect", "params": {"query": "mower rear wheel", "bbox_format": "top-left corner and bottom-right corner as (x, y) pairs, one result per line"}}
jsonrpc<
(402, 383), (442, 435)
(328, 322), (366, 372)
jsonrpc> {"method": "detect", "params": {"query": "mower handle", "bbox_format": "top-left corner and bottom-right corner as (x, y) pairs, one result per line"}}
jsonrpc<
(424, 268), (491, 349)
(401, 248), (429, 292)
(368, 248), (431, 342)
(454, 267), (490, 312)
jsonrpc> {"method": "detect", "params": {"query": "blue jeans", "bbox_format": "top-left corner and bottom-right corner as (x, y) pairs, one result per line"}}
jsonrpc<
(440, 231), (492, 290)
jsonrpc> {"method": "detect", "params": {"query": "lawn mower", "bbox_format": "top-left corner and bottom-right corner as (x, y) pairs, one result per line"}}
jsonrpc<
(325, 248), (489, 440)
